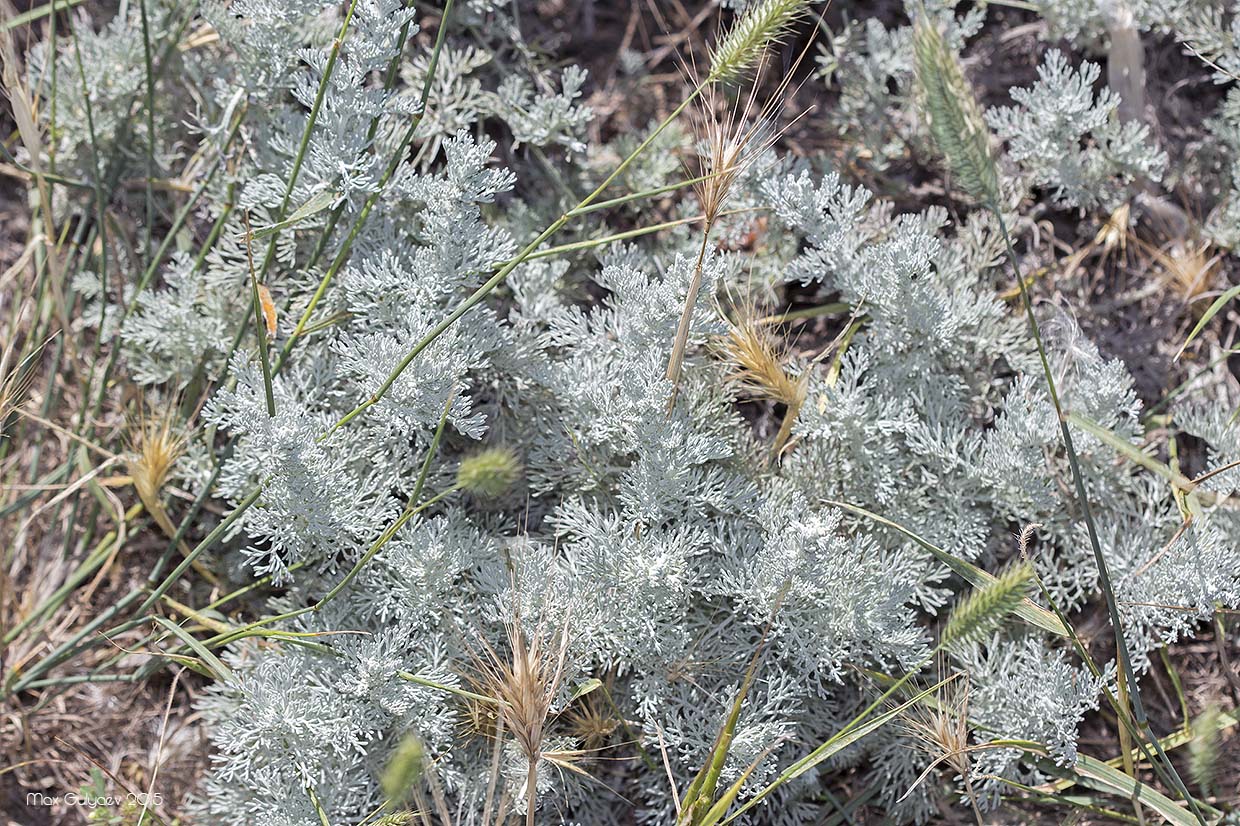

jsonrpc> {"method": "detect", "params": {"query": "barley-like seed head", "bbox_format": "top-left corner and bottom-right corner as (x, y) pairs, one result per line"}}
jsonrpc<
(940, 563), (1032, 650)
(913, 19), (1000, 204)
(709, 0), (808, 83)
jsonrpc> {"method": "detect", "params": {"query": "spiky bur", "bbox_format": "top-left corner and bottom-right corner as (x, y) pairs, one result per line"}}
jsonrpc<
(709, 0), (807, 83)
(381, 734), (425, 805)
(456, 447), (522, 498)
(940, 563), (1033, 651)
(562, 690), (619, 752)
(912, 19), (1000, 205)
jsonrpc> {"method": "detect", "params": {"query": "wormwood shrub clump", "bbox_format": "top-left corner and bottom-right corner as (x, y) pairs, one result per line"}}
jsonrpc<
(4, 0), (1240, 824)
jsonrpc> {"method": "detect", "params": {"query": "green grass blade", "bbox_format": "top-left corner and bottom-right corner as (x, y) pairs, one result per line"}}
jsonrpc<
(1176, 284), (1240, 361)
(721, 676), (951, 824)
(151, 616), (233, 682)
(823, 499), (1068, 637)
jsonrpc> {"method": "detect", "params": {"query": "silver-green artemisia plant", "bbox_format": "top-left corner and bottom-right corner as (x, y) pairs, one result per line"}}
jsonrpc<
(26, 0), (1240, 823)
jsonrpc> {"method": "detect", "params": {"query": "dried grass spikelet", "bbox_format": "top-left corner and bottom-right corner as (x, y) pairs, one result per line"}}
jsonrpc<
(912, 18), (1000, 205)
(1140, 235), (1221, 306)
(717, 309), (805, 407)
(715, 305), (807, 453)
(666, 75), (790, 397)
(940, 562), (1032, 650)
(0, 332), (43, 438)
(692, 84), (781, 226)
(709, 0), (808, 83)
(1016, 522), (1041, 561)
(124, 399), (217, 584)
(901, 672), (984, 825)
(127, 400), (187, 513)
(468, 614), (571, 826)
(1096, 202), (1131, 257)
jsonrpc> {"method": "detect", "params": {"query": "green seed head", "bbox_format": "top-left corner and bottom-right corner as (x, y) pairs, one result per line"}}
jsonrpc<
(456, 447), (522, 498)
(940, 563), (1033, 650)
(381, 734), (425, 804)
(709, 0), (807, 83)
(913, 19), (1000, 204)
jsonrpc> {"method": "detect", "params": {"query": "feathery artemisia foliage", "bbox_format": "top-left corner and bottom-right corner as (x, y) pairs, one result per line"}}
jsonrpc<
(940, 563), (1033, 650)
(469, 615), (573, 825)
(912, 18), (1000, 204)
(709, 0), (808, 82)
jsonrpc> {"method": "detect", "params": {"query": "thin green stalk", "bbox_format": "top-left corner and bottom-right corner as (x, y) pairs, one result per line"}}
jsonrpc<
(0, 0), (86, 31)
(7, 465), (231, 695)
(46, 0), (57, 176)
(566, 172), (724, 217)
(190, 189), (236, 273)
(19, 673), (140, 690)
(992, 208), (1207, 826)
(69, 23), (106, 354)
(526, 209), (753, 263)
(314, 391), (452, 609)
(202, 485), (458, 649)
(759, 302), (851, 325)
(90, 102), (245, 414)
(6, 601), (145, 695)
(1024, 563), (1194, 803)
(0, 143), (87, 187)
(720, 675), (954, 824)
(396, 670), (506, 706)
(242, 215), (276, 416)
(133, 485), (263, 617)
(2, 504), (138, 645)
(138, 0), (156, 260)
(308, 786), (332, 826)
